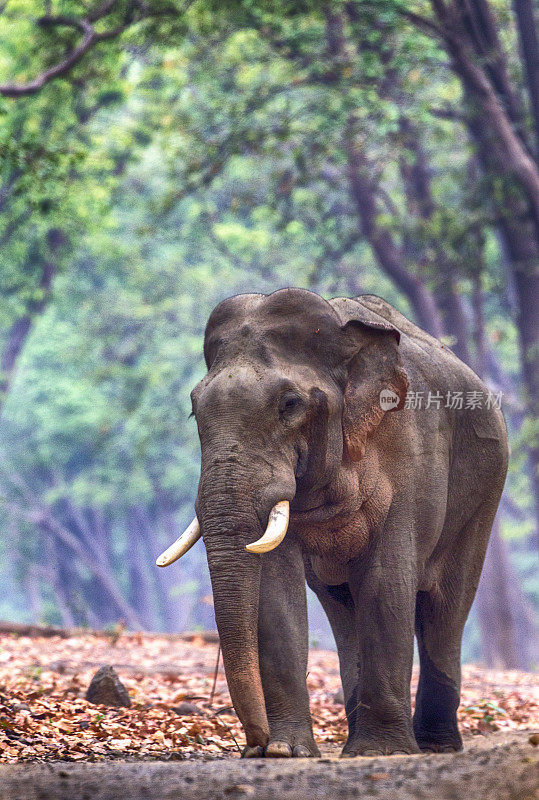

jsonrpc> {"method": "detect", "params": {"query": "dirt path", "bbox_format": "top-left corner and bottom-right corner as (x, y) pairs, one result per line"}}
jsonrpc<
(0, 730), (537, 800)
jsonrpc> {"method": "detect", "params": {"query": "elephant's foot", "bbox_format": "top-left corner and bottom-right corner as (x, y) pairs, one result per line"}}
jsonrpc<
(341, 733), (420, 758)
(413, 723), (463, 754)
(243, 733), (319, 759)
(418, 743), (461, 753)
(412, 656), (463, 754)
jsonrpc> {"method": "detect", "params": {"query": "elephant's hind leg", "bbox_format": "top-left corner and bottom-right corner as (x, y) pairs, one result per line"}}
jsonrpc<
(414, 589), (463, 752)
(414, 501), (497, 753)
(244, 537), (319, 759)
(304, 560), (360, 741)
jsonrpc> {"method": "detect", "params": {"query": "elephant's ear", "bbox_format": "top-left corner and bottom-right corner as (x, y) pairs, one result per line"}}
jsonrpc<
(340, 313), (408, 461)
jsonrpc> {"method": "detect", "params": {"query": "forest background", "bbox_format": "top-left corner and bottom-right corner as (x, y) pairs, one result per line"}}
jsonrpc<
(0, 0), (537, 669)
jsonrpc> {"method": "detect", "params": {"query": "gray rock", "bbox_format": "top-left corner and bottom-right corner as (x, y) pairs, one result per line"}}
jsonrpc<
(172, 701), (204, 716)
(12, 702), (31, 712)
(85, 666), (131, 707)
(333, 687), (344, 705)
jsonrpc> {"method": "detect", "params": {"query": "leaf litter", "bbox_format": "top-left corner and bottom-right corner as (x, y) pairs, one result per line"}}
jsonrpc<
(0, 631), (536, 763)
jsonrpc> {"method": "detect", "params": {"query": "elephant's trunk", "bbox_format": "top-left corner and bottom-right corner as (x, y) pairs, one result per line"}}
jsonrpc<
(198, 487), (270, 748)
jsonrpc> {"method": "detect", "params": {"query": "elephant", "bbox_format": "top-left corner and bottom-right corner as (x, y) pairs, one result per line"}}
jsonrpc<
(157, 288), (508, 758)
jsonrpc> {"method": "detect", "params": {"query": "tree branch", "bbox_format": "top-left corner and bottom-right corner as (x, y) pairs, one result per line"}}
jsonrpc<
(429, 105), (470, 122)
(354, 0), (444, 38)
(0, 3), (143, 98)
(0, 209), (31, 249)
(0, 17), (97, 97)
(400, 8), (444, 37)
(418, 1), (539, 228)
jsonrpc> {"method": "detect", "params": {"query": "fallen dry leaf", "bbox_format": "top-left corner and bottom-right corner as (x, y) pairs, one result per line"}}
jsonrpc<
(0, 630), (536, 764)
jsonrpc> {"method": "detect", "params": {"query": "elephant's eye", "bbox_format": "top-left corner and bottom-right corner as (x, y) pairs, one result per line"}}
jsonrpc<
(279, 392), (304, 417)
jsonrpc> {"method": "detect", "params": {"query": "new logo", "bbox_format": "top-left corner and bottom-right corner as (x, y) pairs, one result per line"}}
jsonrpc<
(379, 388), (400, 411)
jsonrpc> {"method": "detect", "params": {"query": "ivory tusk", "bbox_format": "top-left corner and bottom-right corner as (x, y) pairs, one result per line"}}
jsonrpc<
(156, 517), (201, 567)
(245, 500), (289, 554)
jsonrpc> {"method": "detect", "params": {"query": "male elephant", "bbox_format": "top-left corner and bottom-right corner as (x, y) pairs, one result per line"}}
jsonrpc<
(158, 289), (508, 758)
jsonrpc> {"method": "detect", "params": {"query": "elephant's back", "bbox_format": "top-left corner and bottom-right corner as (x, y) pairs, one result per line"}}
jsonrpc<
(353, 294), (451, 354)
(341, 294), (475, 380)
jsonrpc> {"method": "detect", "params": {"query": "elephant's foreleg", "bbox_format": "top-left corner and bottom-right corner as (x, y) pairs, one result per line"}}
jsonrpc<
(244, 536), (319, 758)
(345, 529), (419, 756)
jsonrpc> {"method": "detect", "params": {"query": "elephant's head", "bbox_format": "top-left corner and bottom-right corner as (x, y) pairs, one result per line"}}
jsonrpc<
(157, 289), (407, 747)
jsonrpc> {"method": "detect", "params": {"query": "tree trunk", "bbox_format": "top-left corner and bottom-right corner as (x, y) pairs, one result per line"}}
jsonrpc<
(23, 567), (44, 624)
(471, 274), (488, 378)
(43, 533), (76, 628)
(475, 518), (537, 669)
(126, 506), (158, 630)
(0, 230), (63, 398)
(344, 124), (444, 337)
(469, 276), (537, 668)
(396, 116), (473, 362)
(511, 0), (539, 159)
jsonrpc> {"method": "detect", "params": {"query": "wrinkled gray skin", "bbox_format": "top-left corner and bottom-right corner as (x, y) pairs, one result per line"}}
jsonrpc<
(190, 289), (508, 758)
